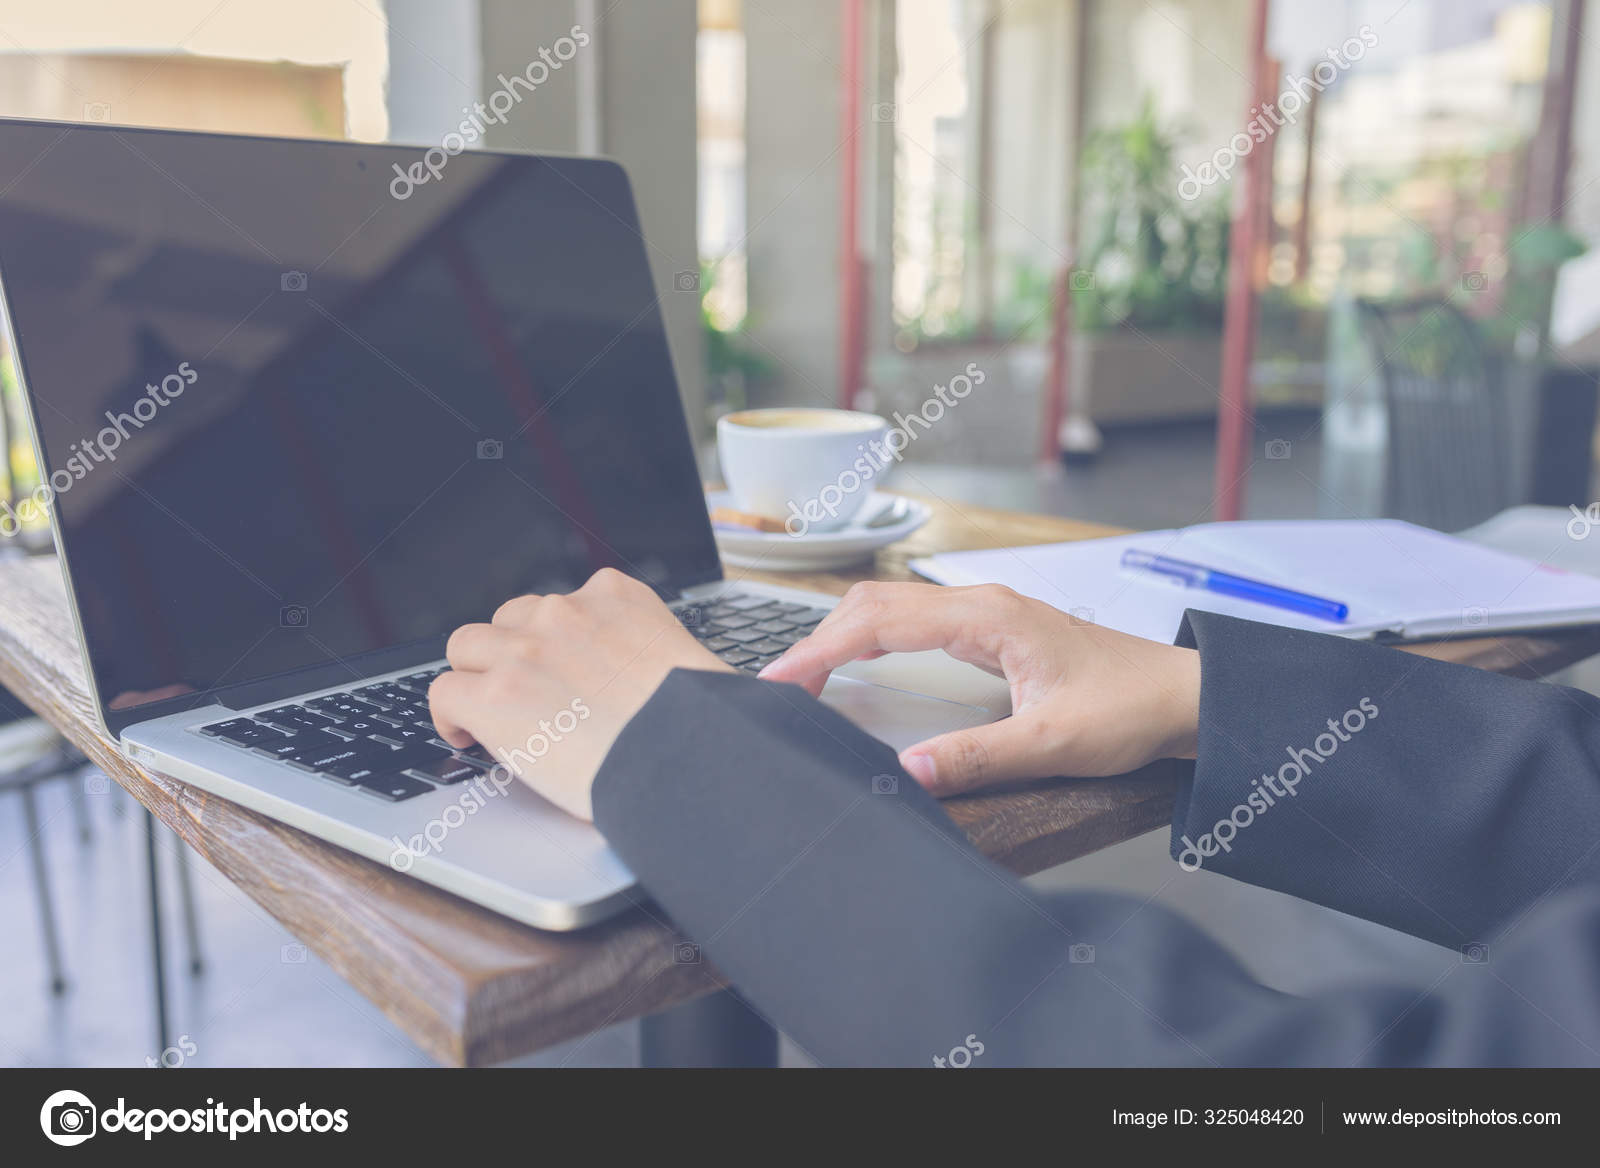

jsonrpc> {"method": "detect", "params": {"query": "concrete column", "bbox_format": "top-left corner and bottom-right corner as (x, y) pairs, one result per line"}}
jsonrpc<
(743, 1), (845, 408)
(384, 0), (481, 145)
(386, 0), (705, 432)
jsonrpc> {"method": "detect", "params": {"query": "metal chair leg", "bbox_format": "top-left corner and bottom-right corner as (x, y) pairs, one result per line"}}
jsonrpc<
(19, 783), (67, 994)
(173, 839), (205, 975)
(68, 784), (92, 844)
(144, 808), (171, 1059)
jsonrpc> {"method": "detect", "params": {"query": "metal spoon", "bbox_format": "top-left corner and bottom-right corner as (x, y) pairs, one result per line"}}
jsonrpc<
(860, 496), (911, 529)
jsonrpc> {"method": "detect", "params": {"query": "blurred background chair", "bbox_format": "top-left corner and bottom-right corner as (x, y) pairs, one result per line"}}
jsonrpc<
(0, 686), (85, 994)
(1355, 297), (1513, 533)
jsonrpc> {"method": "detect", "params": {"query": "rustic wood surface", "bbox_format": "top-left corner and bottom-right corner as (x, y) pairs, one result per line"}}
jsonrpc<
(3, 494), (1597, 1064)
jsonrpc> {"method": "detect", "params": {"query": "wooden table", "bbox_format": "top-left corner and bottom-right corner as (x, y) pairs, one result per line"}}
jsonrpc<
(4, 496), (1599, 1065)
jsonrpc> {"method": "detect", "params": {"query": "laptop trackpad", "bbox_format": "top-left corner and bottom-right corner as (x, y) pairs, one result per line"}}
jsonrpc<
(818, 673), (1001, 753)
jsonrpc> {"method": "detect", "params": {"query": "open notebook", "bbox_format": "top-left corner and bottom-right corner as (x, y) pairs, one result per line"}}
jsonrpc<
(910, 519), (1600, 643)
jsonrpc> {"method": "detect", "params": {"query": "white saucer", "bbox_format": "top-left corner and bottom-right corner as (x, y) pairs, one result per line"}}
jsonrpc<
(708, 490), (931, 571)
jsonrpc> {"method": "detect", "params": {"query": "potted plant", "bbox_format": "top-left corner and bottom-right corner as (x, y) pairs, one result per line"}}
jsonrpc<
(1067, 98), (1231, 432)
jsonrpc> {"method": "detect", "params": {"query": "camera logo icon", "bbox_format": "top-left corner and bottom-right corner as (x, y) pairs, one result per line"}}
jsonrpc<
(1462, 271), (1488, 292)
(1068, 268), (1095, 291)
(871, 773), (898, 796)
(83, 102), (112, 123)
(281, 942), (308, 964)
(280, 270), (308, 293)
(84, 773), (110, 795)
(1068, 606), (1095, 623)
(673, 941), (701, 964)
(40, 1089), (96, 1146)
(1461, 942), (1490, 964)
(1069, 943), (1096, 964)
(279, 605), (308, 628)
(1265, 439), (1292, 460)
(871, 102), (896, 122)
(1462, 606), (1488, 627)
(673, 270), (700, 293)
(476, 438), (503, 460)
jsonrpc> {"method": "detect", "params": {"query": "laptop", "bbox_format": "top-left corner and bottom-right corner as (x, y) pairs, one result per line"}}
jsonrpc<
(0, 119), (1006, 930)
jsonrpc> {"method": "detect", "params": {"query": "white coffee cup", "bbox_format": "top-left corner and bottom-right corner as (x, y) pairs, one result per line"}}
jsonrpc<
(717, 407), (892, 535)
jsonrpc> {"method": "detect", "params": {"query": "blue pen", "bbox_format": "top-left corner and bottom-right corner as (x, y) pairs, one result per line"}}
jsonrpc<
(1121, 548), (1350, 623)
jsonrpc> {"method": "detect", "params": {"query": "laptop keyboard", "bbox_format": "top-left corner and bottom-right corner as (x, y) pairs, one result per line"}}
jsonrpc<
(670, 591), (831, 673)
(197, 668), (486, 802)
(194, 591), (831, 803)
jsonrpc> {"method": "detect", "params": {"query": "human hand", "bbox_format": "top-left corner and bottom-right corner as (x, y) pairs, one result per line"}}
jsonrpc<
(428, 568), (733, 820)
(758, 581), (1200, 795)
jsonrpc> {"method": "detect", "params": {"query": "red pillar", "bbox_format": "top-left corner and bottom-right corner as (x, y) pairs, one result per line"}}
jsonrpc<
(838, 0), (866, 409)
(1212, 0), (1272, 521)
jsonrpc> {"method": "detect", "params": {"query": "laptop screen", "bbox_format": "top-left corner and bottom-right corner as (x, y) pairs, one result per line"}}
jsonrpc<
(0, 120), (721, 731)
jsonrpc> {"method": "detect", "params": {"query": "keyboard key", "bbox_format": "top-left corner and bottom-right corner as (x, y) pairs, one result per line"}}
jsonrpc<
(724, 595), (772, 610)
(739, 604), (782, 619)
(721, 628), (767, 643)
(738, 660), (767, 673)
(200, 719), (283, 747)
(747, 638), (789, 655)
(303, 746), (377, 772)
(709, 616), (754, 630)
(251, 730), (339, 759)
(383, 742), (453, 770)
(404, 757), (478, 786)
(372, 725), (430, 746)
(451, 744), (499, 770)
(319, 758), (387, 785)
(257, 705), (335, 730)
(772, 603), (811, 615)
(307, 697), (380, 720)
(717, 649), (758, 666)
(753, 621), (793, 634)
(371, 714), (407, 728)
(353, 772), (434, 801)
(703, 637), (738, 652)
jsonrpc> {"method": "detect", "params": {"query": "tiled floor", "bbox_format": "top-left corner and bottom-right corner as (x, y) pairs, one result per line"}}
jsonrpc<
(0, 413), (1512, 1066)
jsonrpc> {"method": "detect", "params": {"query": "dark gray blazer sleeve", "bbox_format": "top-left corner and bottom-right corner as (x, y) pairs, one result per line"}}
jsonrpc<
(1170, 611), (1600, 949)
(591, 626), (1600, 1066)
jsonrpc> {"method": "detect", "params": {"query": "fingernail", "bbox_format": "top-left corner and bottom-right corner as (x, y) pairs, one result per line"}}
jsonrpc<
(900, 751), (937, 788)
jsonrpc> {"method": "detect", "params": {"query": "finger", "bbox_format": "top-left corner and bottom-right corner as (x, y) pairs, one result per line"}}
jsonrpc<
(759, 583), (1011, 689)
(444, 623), (522, 673)
(898, 716), (1050, 796)
(426, 669), (486, 748)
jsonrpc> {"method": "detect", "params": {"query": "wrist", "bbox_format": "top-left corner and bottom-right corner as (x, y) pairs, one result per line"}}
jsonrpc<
(1158, 646), (1201, 760)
